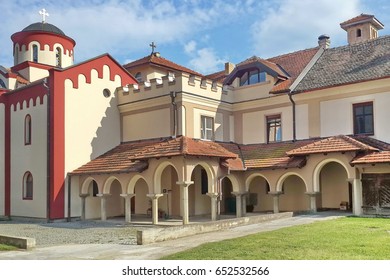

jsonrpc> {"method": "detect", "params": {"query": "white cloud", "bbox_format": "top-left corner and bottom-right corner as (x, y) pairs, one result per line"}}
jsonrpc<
(250, 0), (361, 58)
(184, 41), (197, 54)
(188, 47), (225, 74)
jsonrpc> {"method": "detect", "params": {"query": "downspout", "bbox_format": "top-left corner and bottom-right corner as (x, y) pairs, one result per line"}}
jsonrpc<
(67, 173), (71, 222)
(288, 91), (297, 141)
(43, 78), (51, 221)
(170, 91), (177, 138)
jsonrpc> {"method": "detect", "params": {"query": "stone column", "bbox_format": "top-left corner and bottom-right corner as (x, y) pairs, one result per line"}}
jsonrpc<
(232, 192), (243, 218)
(120, 194), (136, 223)
(147, 194), (163, 225)
(268, 191), (282, 214)
(305, 192), (319, 213)
(242, 192), (248, 216)
(352, 178), (363, 216)
(177, 181), (193, 225)
(207, 192), (219, 221)
(97, 194), (110, 221)
(79, 194), (89, 220)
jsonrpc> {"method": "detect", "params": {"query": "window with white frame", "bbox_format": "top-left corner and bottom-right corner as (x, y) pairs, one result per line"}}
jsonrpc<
(32, 44), (38, 63)
(266, 114), (282, 143)
(200, 115), (214, 140)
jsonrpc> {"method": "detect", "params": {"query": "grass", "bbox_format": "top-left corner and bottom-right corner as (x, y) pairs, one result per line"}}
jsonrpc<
(0, 244), (17, 251)
(162, 217), (390, 260)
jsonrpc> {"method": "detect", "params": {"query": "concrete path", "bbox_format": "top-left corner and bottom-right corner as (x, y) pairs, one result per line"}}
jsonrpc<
(0, 212), (347, 260)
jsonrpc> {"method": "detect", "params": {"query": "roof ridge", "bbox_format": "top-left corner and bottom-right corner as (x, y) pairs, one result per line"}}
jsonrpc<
(339, 135), (378, 151)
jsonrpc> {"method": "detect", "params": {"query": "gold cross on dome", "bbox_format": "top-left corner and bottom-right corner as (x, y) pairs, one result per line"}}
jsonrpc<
(39, 8), (49, 23)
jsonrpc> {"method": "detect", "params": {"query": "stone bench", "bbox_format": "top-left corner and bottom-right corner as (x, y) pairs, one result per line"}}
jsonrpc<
(0, 235), (36, 250)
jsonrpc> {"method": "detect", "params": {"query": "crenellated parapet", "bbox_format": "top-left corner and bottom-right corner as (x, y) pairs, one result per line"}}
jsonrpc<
(118, 72), (229, 105)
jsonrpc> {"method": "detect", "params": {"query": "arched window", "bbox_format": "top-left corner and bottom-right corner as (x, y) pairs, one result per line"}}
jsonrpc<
(14, 45), (19, 65)
(135, 72), (142, 82)
(32, 44), (38, 62)
(23, 172), (33, 200)
(25, 114), (32, 145)
(56, 47), (62, 67)
(357, 29), (362, 37)
(92, 181), (99, 197)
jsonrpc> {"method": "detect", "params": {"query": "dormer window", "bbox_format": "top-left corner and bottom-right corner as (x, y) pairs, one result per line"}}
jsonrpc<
(239, 69), (266, 86)
(135, 72), (142, 82)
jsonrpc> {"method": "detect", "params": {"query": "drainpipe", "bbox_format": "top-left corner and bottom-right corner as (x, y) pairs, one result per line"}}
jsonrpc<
(170, 91), (177, 138)
(43, 78), (51, 221)
(288, 92), (297, 141)
(67, 173), (71, 222)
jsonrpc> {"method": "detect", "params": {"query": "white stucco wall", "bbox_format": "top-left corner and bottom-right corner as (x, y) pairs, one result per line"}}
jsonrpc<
(242, 106), (293, 144)
(193, 108), (224, 141)
(65, 66), (122, 174)
(10, 97), (47, 218)
(321, 92), (390, 141)
(0, 103), (5, 216)
(296, 104), (309, 140)
(122, 108), (171, 142)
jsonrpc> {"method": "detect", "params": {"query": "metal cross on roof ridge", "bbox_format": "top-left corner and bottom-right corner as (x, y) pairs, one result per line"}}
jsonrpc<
(39, 8), (49, 23)
(149, 41), (157, 54)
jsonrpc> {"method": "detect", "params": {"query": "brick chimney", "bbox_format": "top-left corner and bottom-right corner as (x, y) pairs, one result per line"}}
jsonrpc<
(318, 34), (330, 49)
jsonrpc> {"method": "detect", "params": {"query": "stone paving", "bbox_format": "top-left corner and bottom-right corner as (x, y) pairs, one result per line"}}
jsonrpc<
(0, 211), (349, 260)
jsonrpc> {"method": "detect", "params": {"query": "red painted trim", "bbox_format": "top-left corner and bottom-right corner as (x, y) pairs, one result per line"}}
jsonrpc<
(2, 96), (10, 216)
(12, 61), (54, 72)
(11, 31), (75, 55)
(48, 71), (65, 219)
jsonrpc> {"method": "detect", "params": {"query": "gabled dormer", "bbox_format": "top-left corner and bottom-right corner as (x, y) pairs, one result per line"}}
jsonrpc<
(224, 56), (289, 89)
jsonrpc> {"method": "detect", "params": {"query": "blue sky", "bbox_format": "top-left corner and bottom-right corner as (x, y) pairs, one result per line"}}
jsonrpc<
(1, 0), (390, 74)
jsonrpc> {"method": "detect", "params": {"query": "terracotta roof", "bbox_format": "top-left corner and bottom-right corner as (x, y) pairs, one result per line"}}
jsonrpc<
(123, 53), (203, 77)
(71, 136), (237, 175)
(286, 135), (378, 156)
(294, 36), (390, 93)
(340, 14), (384, 30)
(245, 157), (306, 170)
(205, 70), (226, 83)
(351, 151), (390, 165)
(267, 47), (319, 93)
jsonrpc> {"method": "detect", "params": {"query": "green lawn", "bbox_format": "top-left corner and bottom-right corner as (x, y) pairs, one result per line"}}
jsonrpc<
(163, 217), (390, 260)
(0, 244), (17, 251)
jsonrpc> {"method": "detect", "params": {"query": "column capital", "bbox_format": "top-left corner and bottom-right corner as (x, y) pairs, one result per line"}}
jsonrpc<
(147, 193), (164, 199)
(96, 193), (111, 198)
(268, 191), (283, 196)
(231, 191), (247, 197)
(206, 192), (219, 199)
(120, 193), (136, 198)
(79, 193), (89, 198)
(305, 192), (320, 197)
(176, 181), (194, 187)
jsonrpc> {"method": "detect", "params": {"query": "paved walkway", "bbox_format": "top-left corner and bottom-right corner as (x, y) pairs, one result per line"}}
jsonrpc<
(0, 212), (348, 260)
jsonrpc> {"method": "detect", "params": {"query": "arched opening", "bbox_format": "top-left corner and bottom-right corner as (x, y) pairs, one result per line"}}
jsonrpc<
(134, 178), (149, 216)
(32, 44), (38, 63)
(135, 72), (142, 82)
(357, 28), (362, 37)
(23, 172), (33, 200)
(14, 45), (19, 65)
(220, 177), (235, 214)
(56, 47), (62, 67)
(247, 176), (272, 213)
(105, 178), (124, 218)
(24, 114), (32, 145)
(189, 165), (211, 216)
(318, 162), (350, 211)
(85, 179), (100, 219)
(158, 165), (179, 218)
(279, 175), (308, 212)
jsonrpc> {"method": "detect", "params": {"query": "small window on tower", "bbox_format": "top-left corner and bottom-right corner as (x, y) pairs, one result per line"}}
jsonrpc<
(357, 29), (362, 37)
(56, 47), (62, 67)
(32, 44), (38, 62)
